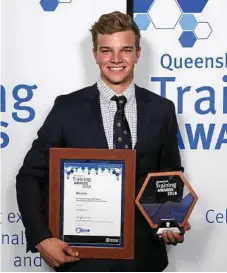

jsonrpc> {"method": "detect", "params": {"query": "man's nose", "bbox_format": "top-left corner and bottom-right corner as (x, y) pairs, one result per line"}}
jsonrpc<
(111, 52), (123, 63)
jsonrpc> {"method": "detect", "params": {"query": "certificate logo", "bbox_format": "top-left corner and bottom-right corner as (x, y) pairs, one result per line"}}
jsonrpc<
(75, 227), (90, 234)
(105, 238), (119, 243)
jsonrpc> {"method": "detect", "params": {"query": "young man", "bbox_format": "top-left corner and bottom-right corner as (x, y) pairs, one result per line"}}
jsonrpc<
(16, 11), (190, 272)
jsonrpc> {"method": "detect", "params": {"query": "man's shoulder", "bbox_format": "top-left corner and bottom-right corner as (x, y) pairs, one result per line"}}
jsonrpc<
(136, 85), (175, 111)
(57, 84), (97, 104)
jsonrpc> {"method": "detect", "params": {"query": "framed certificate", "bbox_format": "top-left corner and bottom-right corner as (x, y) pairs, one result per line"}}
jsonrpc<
(49, 148), (136, 259)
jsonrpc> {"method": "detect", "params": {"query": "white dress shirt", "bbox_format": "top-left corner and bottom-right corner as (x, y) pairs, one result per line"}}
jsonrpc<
(97, 78), (137, 149)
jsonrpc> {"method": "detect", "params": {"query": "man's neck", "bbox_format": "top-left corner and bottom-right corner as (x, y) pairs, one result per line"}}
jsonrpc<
(100, 76), (133, 94)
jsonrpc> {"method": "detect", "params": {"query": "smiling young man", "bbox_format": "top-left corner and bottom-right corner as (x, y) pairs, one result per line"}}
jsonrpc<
(16, 11), (190, 272)
(92, 28), (140, 94)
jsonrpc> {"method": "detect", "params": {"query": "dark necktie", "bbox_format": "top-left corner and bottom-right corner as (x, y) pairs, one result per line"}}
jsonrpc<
(111, 95), (132, 149)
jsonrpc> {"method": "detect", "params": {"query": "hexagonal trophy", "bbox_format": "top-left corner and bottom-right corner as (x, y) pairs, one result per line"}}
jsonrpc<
(135, 171), (198, 235)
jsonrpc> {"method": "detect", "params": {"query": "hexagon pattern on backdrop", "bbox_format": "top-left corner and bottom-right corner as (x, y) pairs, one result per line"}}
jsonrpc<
(179, 14), (197, 31)
(58, 0), (72, 2)
(134, 0), (155, 13)
(134, 0), (211, 48)
(39, 0), (212, 48)
(134, 14), (151, 30)
(194, 22), (213, 39)
(179, 31), (197, 48)
(40, 0), (59, 11)
(148, 0), (182, 29)
(176, 0), (209, 13)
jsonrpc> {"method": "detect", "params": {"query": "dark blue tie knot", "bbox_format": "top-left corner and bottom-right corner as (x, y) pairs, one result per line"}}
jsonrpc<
(111, 95), (127, 110)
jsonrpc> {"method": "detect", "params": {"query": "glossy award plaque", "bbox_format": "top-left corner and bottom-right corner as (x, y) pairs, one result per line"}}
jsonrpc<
(135, 171), (198, 235)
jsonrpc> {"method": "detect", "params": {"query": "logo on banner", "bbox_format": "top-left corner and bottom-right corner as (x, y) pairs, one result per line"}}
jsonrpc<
(133, 0), (212, 48)
(39, 0), (72, 12)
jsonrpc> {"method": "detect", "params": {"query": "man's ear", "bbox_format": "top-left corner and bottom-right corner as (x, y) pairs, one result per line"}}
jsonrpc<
(135, 46), (141, 63)
(93, 48), (99, 64)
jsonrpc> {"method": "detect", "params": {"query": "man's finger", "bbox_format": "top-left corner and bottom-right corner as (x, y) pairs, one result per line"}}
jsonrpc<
(53, 261), (61, 268)
(185, 222), (191, 231)
(40, 246), (65, 266)
(167, 231), (176, 244)
(39, 249), (52, 264)
(64, 255), (80, 263)
(40, 251), (56, 267)
(166, 231), (180, 245)
(161, 232), (170, 244)
(64, 246), (79, 258)
(173, 233), (184, 243)
(173, 233), (181, 241)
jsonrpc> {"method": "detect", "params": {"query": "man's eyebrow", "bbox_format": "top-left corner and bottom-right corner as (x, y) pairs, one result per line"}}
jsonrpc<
(98, 46), (135, 50)
(122, 46), (134, 49)
(99, 46), (111, 50)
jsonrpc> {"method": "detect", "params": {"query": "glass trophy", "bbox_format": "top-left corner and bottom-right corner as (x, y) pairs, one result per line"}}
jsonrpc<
(135, 171), (198, 235)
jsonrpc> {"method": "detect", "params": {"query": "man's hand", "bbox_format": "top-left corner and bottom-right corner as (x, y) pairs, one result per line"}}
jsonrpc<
(36, 238), (80, 267)
(159, 221), (191, 245)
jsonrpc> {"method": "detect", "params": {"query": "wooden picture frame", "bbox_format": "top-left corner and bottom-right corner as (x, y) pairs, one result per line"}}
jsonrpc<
(49, 148), (136, 259)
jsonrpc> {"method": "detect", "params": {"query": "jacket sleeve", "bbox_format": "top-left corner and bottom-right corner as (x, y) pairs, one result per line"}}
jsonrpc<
(16, 96), (64, 252)
(159, 102), (184, 172)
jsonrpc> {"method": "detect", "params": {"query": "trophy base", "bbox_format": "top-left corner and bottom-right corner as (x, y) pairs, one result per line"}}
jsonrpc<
(156, 219), (185, 235)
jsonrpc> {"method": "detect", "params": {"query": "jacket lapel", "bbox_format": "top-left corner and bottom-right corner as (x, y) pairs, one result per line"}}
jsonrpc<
(135, 85), (153, 152)
(82, 84), (108, 149)
(81, 84), (154, 151)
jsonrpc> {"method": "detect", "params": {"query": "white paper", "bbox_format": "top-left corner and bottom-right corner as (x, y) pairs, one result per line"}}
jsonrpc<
(63, 162), (123, 238)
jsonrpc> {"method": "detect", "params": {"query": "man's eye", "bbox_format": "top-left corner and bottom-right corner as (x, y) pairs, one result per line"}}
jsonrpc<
(102, 50), (110, 53)
(123, 49), (132, 52)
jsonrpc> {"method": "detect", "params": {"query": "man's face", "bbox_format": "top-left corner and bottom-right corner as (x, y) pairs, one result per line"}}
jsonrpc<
(93, 30), (141, 87)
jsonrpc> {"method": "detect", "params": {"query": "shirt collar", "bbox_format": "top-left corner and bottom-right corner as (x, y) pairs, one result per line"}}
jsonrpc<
(97, 78), (135, 104)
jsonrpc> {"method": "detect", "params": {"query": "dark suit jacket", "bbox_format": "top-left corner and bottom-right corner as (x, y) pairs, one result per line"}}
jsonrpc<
(16, 84), (182, 272)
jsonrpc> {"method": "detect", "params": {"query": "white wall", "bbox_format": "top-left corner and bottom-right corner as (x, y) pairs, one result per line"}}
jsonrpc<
(134, 0), (227, 271)
(1, 0), (127, 271)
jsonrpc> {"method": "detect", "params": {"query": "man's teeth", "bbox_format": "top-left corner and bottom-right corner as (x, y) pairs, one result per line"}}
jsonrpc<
(110, 67), (124, 71)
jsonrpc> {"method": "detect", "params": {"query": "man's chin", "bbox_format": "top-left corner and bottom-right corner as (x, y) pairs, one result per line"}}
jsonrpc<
(105, 76), (129, 85)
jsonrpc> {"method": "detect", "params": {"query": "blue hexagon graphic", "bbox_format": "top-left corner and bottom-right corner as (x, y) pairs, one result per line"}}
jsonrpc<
(179, 31), (197, 48)
(40, 0), (59, 11)
(134, 0), (154, 13)
(179, 14), (197, 30)
(176, 0), (209, 13)
(134, 14), (151, 31)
